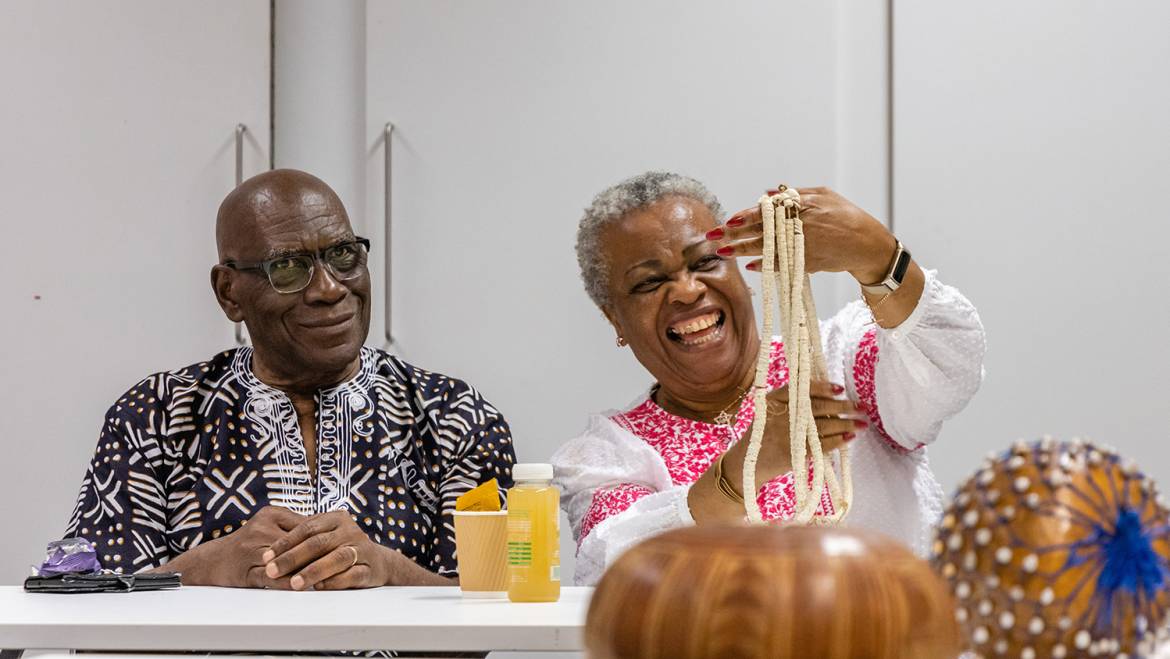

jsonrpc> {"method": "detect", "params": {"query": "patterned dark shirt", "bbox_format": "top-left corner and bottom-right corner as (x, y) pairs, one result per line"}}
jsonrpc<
(65, 346), (515, 576)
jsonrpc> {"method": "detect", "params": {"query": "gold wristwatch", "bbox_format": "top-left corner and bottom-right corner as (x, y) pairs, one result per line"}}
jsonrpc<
(860, 240), (911, 296)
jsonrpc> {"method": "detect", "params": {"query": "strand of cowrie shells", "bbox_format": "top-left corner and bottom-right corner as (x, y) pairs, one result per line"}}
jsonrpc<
(742, 186), (853, 525)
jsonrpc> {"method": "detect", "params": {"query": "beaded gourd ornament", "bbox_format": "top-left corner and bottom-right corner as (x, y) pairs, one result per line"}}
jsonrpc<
(933, 438), (1170, 658)
(742, 187), (852, 524)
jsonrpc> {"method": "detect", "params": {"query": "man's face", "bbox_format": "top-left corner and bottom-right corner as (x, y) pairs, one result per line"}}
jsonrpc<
(226, 188), (371, 381)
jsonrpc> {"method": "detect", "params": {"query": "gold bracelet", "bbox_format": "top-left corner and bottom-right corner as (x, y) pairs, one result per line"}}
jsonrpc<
(714, 452), (745, 504)
(862, 286), (893, 326)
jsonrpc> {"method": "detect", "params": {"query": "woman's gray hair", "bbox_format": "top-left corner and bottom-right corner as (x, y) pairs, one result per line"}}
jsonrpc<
(576, 171), (723, 308)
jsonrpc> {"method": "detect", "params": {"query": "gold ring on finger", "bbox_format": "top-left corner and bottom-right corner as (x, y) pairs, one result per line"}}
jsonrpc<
(346, 545), (359, 569)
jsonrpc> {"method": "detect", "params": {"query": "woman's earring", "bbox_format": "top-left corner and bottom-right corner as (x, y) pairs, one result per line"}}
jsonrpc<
(616, 336), (627, 347)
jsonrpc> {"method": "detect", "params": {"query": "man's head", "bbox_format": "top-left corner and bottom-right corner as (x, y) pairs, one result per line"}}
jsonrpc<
(211, 169), (371, 391)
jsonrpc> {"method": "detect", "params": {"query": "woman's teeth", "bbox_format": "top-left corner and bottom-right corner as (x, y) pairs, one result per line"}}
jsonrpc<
(667, 311), (725, 345)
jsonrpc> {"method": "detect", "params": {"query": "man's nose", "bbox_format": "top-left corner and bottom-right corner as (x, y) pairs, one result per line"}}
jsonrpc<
(302, 262), (348, 304)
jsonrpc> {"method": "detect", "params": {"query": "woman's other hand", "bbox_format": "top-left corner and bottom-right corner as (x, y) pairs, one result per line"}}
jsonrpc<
(689, 382), (865, 523)
(709, 187), (897, 285)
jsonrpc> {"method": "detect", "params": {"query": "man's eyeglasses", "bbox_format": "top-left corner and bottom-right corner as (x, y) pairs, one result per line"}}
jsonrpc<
(223, 237), (371, 294)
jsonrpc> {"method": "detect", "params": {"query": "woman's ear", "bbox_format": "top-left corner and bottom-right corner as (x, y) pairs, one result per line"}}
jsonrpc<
(602, 306), (626, 346)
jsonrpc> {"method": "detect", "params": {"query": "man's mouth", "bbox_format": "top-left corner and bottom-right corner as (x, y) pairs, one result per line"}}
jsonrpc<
(301, 314), (354, 329)
(666, 310), (726, 347)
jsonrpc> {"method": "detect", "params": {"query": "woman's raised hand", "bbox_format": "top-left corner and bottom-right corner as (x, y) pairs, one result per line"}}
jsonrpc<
(707, 187), (897, 285)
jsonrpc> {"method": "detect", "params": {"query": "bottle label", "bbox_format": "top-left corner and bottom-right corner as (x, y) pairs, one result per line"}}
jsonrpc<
(507, 511), (532, 567)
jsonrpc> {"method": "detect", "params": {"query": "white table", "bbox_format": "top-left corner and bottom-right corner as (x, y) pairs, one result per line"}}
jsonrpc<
(0, 586), (590, 655)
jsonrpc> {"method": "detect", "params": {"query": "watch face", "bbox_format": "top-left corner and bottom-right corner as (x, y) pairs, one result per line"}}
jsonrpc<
(892, 249), (911, 282)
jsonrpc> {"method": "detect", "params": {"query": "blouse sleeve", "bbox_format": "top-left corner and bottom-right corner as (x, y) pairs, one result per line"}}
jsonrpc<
(821, 269), (986, 452)
(551, 414), (693, 586)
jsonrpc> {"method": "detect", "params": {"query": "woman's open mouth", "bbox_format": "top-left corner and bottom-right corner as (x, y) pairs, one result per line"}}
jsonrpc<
(666, 310), (726, 347)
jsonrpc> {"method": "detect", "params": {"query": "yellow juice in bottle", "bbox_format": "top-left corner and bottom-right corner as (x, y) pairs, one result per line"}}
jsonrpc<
(506, 463), (561, 602)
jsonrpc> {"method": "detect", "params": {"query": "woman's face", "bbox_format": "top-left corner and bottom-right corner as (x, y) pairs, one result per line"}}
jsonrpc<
(600, 196), (759, 402)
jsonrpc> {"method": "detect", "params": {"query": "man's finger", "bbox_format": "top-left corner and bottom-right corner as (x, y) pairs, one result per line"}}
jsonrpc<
(315, 565), (373, 591)
(246, 565), (293, 590)
(266, 529), (340, 578)
(291, 546), (361, 591)
(264, 514), (336, 562)
(254, 505), (307, 533)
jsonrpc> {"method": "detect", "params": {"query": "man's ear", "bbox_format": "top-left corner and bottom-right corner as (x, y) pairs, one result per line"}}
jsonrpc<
(210, 265), (246, 323)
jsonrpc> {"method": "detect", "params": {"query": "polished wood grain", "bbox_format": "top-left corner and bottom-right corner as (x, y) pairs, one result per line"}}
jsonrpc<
(585, 525), (960, 659)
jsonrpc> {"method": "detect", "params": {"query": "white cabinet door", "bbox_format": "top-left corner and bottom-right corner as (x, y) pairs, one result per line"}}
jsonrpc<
(894, 2), (1170, 490)
(365, 0), (885, 590)
(0, 1), (269, 584)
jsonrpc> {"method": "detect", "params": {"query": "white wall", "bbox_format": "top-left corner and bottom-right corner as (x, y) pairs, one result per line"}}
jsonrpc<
(894, 1), (1170, 493)
(273, 0), (367, 223)
(0, 1), (270, 585)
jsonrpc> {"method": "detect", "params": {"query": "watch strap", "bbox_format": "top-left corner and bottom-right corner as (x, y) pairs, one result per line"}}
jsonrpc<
(860, 241), (911, 296)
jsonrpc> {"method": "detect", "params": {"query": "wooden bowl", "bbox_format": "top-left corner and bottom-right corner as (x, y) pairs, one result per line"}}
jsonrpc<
(586, 525), (961, 659)
(932, 439), (1170, 657)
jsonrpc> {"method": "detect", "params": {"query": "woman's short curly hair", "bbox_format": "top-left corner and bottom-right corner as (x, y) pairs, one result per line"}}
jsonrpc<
(576, 171), (723, 308)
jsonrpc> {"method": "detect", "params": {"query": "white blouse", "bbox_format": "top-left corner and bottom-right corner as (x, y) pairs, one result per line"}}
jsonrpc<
(552, 270), (987, 586)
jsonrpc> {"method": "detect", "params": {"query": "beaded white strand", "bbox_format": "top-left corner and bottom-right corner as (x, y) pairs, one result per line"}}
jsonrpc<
(742, 187), (853, 525)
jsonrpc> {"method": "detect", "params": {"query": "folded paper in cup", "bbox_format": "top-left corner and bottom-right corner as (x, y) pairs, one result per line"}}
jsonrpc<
(456, 478), (501, 512)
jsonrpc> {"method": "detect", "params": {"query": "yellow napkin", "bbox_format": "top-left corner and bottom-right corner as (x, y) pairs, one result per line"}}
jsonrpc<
(456, 479), (501, 512)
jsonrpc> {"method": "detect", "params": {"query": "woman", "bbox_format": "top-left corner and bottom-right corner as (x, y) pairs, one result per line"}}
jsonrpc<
(552, 171), (986, 586)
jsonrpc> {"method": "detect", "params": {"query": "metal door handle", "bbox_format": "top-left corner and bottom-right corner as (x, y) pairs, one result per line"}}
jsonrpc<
(234, 124), (248, 346)
(383, 122), (397, 351)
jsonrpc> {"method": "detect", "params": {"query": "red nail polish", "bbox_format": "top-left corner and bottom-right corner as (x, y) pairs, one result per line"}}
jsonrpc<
(854, 419), (869, 429)
(745, 262), (759, 271)
(716, 246), (734, 257)
(727, 217), (745, 227)
(831, 384), (845, 394)
(705, 228), (725, 240)
(843, 432), (857, 441)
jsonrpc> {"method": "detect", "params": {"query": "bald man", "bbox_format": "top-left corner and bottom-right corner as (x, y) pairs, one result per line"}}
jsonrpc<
(65, 170), (515, 589)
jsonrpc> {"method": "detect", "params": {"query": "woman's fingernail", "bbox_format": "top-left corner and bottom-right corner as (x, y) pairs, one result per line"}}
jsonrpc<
(843, 432), (857, 442)
(716, 246), (734, 257)
(745, 261), (759, 271)
(831, 384), (845, 394)
(727, 217), (745, 227)
(854, 419), (869, 429)
(705, 228), (725, 240)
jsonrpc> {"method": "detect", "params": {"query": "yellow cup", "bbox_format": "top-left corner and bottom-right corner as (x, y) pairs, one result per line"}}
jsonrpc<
(453, 510), (508, 598)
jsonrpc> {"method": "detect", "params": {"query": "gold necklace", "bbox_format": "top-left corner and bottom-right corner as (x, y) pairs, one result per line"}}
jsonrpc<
(655, 385), (748, 427)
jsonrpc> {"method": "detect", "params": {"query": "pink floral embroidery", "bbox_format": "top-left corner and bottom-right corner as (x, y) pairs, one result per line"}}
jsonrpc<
(579, 483), (654, 542)
(853, 327), (924, 453)
(586, 339), (833, 536)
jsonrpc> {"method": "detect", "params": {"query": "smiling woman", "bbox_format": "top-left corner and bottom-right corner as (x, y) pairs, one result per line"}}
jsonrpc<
(551, 171), (988, 586)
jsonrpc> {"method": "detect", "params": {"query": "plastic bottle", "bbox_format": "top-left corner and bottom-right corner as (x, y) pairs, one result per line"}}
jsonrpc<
(506, 463), (561, 602)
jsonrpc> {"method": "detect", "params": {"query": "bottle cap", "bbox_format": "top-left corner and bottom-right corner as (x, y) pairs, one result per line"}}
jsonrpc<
(512, 463), (554, 481)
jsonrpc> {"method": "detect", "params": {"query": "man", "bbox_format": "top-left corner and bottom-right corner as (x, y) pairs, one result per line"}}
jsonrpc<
(66, 169), (515, 590)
